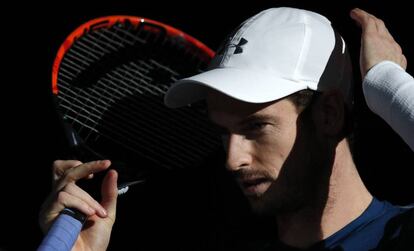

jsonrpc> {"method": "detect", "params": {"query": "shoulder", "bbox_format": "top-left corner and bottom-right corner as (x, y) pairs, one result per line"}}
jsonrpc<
(393, 204), (414, 250)
(375, 200), (414, 250)
(335, 199), (413, 250)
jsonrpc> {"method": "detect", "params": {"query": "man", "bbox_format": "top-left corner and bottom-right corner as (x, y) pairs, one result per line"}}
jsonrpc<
(165, 7), (413, 250)
(39, 7), (413, 250)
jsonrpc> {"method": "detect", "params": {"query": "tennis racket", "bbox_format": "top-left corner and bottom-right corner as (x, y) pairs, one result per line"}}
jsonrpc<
(38, 15), (221, 251)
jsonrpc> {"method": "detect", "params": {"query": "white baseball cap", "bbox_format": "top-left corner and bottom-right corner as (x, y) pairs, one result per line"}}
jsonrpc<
(164, 7), (353, 108)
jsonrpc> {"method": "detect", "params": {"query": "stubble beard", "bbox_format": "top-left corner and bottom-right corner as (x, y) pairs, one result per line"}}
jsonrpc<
(247, 181), (310, 216)
(246, 160), (324, 217)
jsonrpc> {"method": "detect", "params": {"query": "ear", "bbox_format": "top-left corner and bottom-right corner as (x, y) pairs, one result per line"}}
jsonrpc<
(312, 90), (345, 137)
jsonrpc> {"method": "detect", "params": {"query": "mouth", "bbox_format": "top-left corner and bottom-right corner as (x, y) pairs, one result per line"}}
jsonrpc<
(239, 178), (271, 196)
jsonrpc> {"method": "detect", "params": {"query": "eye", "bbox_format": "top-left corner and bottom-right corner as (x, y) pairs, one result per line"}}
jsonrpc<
(246, 122), (268, 131)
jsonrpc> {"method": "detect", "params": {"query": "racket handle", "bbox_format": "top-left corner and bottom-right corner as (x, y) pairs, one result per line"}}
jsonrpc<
(37, 208), (86, 251)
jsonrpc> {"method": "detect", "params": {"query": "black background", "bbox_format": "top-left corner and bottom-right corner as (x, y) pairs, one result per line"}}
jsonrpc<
(2, 0), (413, 250)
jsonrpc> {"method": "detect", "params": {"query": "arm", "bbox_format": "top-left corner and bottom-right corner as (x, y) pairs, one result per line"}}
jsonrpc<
(351, 8), (414, 151)
(39, 160), (118, 251)
(363, 61), (414, 151)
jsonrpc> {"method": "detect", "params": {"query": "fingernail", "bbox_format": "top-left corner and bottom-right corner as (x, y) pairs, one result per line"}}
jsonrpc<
(101, 208), (107, 216)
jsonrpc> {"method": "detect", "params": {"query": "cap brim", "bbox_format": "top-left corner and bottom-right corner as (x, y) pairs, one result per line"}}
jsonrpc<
(164, 67), (310, 108)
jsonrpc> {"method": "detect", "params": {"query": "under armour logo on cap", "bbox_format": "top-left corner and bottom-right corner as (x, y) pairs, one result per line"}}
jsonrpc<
(211, 36), (248, 68)
(217, 37), (248, 55)
(232, 37), (248, 54)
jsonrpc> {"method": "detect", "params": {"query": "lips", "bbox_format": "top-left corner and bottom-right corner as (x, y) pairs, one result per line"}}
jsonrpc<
(239, 178), (271, 196)
(241, 178), (267, 186)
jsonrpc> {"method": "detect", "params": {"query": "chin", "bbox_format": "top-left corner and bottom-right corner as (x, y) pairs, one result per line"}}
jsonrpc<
(247, 187), (305, 216)
(249, 200), (271, 215)
(246, 190), (280, 216)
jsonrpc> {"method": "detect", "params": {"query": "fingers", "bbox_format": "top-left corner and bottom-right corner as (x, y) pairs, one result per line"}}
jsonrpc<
(351, 8), (407, 76)
(63, 182), (108, 217)
(100, 170), (118, 220)
(350, 8), (393, 39)
(54, 190), (96, 216)
(54, 160), (111, 191)
(40, 160), (112, 233)
(45, 182), (109, 220)
(52, 160), (83, 182)
(67, 160), (111, 182)
(350, 8), (376, 34)
(39, 185), (100, 233)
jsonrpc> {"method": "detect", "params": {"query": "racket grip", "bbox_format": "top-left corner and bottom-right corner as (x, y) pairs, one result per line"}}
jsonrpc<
(37, 208), (86, 251)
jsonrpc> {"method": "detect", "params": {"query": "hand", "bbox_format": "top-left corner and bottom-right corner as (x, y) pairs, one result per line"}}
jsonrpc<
(39, 160), (118, 251)
(350, 8), (407, 79)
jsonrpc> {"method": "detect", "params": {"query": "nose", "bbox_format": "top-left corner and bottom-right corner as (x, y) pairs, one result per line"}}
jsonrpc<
(224, 133), (252, 172)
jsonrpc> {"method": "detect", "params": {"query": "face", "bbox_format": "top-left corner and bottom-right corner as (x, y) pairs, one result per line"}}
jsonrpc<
(207, 91), (324, 215)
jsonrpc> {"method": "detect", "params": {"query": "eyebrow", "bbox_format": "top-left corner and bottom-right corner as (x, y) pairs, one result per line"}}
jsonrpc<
(209, 113), (276, 134)
(238, 114), (276, 126)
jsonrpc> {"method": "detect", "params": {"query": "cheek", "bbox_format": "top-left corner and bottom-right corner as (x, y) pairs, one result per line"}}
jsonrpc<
(253, 127), (298, 177)
(265, 124), (298, 156)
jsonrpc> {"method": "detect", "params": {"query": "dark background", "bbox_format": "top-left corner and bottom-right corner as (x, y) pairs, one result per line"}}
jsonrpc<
(3, 0), (413, 250)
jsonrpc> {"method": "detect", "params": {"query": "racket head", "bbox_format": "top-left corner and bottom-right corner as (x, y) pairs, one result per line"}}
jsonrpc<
(51, 15), (221, 185)
(52, 16), (214, 94)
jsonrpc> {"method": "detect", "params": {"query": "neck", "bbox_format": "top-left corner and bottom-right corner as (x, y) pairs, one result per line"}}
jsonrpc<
(276, 140), (373, 249)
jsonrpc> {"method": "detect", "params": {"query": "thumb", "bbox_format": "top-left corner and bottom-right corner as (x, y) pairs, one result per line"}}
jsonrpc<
(101, 169), (118, 219)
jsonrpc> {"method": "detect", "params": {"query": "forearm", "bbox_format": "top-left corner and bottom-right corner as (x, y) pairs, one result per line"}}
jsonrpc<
(363, 60), (414, 151)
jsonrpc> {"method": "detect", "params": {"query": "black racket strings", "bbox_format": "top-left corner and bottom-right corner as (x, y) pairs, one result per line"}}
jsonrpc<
(56, 19), (221, 175)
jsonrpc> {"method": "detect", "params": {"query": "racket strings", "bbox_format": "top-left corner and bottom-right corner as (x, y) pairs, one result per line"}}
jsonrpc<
(96, 25), (214, 162)
(59, 66), (217, 168)
(59, 81), (203, 167)
(105, 61), (215, 141)
(57, 20), (220, 169)
(65, 22), (142, 135)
